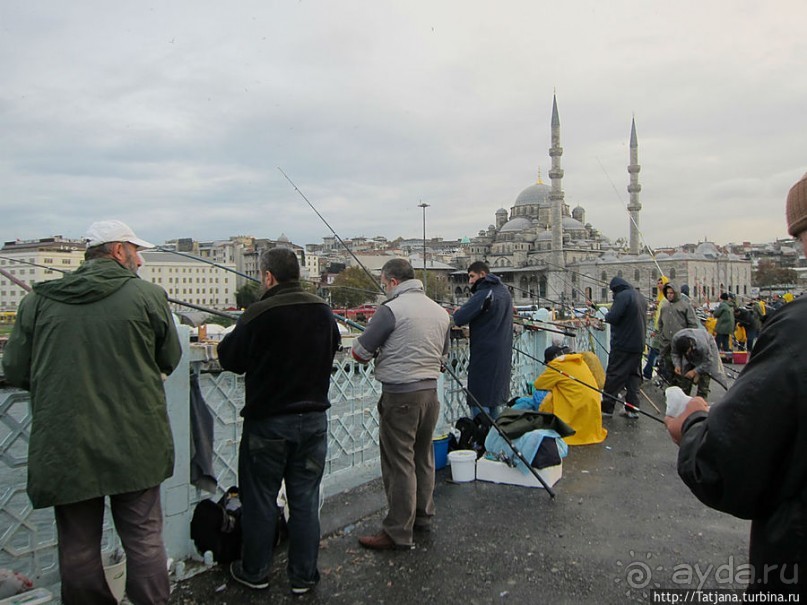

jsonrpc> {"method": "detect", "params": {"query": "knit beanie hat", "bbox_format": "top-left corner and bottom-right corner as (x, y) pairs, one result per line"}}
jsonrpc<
(786, 171), (807, 237)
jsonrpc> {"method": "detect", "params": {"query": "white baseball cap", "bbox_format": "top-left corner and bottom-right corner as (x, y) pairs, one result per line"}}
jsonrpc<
(84, 220), (155, 249)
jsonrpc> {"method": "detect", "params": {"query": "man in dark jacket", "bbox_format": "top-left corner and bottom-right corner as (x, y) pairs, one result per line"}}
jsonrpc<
(665, 171), (807, 595)
(218, 248), (340, 595)
(602, 277), (647, 418)
(2, 220), (181, 605)
(452, 261), (513, 420)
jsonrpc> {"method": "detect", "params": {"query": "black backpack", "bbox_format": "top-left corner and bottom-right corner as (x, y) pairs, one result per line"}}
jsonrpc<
(190, 486), (242, 565)
(190, 485), (289, 565)
(449, 416), (489, 459)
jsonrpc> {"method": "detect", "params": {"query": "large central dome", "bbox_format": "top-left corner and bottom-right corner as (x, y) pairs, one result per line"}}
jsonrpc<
(515, 182), (550, 206)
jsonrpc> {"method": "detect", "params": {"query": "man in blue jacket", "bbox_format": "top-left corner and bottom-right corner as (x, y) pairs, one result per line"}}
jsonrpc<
(602, 277), (647, 418)
(452, 261), (513, 421)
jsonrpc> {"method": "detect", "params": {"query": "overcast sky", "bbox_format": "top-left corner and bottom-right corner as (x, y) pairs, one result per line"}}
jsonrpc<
(2, 1), (806, 251)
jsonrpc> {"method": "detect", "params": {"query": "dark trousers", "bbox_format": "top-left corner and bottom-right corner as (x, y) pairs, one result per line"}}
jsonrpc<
(378, 389), (440, 545)
(54, 486), (169, 605)
(746, 328), (759, 353)
(603, 349), (642, 413)
(642, 347), (659, 379)
(238, 412), (327, 588)
(715, 333), (730, 352)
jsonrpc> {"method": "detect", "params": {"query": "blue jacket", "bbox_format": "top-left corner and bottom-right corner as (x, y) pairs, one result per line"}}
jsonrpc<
(604, 277), (647, 353)
(453, 274), (513, 408)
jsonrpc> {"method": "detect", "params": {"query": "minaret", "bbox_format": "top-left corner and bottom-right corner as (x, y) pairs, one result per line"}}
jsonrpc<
(627, 117), (642, 255)
(548, 94), (565, 269)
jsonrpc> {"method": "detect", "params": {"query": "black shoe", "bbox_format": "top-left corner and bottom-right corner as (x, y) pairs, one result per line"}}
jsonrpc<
(230, 561), (269, 590)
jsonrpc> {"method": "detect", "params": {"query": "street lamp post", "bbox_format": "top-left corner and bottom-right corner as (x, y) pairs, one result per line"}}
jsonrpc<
(418, 201), (430, 295)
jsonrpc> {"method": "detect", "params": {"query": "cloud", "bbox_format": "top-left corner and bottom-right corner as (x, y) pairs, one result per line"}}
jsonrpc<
(1, 0), (806, 250)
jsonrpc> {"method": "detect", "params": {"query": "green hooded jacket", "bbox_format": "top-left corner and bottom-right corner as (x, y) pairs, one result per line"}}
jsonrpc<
(2, 258), (182, 508)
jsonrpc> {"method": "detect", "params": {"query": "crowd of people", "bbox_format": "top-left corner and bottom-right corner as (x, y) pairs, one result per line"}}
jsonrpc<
(2, 170), (805, 601)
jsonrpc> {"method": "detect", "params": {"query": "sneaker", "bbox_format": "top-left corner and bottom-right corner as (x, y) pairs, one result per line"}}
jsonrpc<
(291, 585), (314, 596)
(620, 409), (640, 420)
(230, 561), (269, 590)
(601, 409), (614, 418)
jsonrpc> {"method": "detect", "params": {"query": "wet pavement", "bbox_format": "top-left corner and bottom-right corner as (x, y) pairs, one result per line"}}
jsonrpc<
(168, 380), (750, 604)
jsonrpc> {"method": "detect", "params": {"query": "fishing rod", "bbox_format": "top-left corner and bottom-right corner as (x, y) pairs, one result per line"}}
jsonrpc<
(0, 253), (245, 322)
(278, 167), (385, 295)
(340, 313), (558, 496)
(0, 267), (31, 292)
(540, 258), (658, 306)
(514, 346), (665, 424)
(442, 363), (557, 497)
(156, 248), (260, 283)
(538, 270), (611, 359)
(595, 155), (664, 278)
(513, 317), (576, 338)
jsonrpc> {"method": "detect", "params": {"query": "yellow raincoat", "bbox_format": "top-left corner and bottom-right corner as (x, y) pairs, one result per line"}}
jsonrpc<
(534, 353), (608, 445)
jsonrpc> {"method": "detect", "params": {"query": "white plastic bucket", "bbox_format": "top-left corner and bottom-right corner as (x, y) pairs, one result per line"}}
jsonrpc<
(102, 551), (126, 604)
(447, 449), (476, 482)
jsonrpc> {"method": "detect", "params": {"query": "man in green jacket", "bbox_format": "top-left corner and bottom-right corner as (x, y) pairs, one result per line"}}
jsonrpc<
(712, 292), (735, 352)
(2, 220), (182, 605)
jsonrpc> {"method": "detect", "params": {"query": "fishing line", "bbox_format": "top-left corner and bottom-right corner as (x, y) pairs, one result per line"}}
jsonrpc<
(278, 167), (385, 295)
(595, 156), (664, 278)
(514, 347), (665, 424)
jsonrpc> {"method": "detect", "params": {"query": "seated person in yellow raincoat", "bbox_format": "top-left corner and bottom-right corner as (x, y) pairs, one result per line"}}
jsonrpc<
(533, 347), (608, 445)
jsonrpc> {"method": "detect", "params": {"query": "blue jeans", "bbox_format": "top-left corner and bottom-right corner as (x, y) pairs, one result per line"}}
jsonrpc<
(469, 405), (499, 422)
(238, 412), (327, 588)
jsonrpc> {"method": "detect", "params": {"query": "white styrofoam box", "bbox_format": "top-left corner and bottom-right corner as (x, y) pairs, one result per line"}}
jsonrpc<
(475, 456), (562, 489)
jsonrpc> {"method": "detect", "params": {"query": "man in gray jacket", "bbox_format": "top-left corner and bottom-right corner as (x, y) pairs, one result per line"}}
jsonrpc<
(658, 282), (700, 386)
(670, 328), (726, 399)
(352, 259), (450, 550)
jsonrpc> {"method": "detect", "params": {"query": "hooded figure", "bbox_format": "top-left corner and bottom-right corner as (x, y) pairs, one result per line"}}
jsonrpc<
(534, 352), (608, 445)
(657, 282), (700, 351)
(601, 277), (647, 416)
(604, 277), (647, 354)
(670, 328), (726, 399)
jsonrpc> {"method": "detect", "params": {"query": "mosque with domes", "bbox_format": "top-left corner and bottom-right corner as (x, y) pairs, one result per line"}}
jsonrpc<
(450, 95), (752, 307)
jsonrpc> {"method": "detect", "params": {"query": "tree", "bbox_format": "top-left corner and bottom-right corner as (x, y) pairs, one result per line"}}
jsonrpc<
(753, 260), (798, 287)
(416, 270), (450, 303)
(329, 266), (380, 308)
(236, 282), (262, 309)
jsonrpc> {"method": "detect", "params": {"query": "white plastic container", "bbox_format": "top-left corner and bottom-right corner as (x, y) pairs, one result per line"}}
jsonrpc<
(102, 551), (126, 604)
(476, 457), (562, 489)
(447, 449), (477, 482)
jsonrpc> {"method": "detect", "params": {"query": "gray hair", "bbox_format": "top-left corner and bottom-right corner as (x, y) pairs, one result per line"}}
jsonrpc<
(381, 258), (414, 282)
